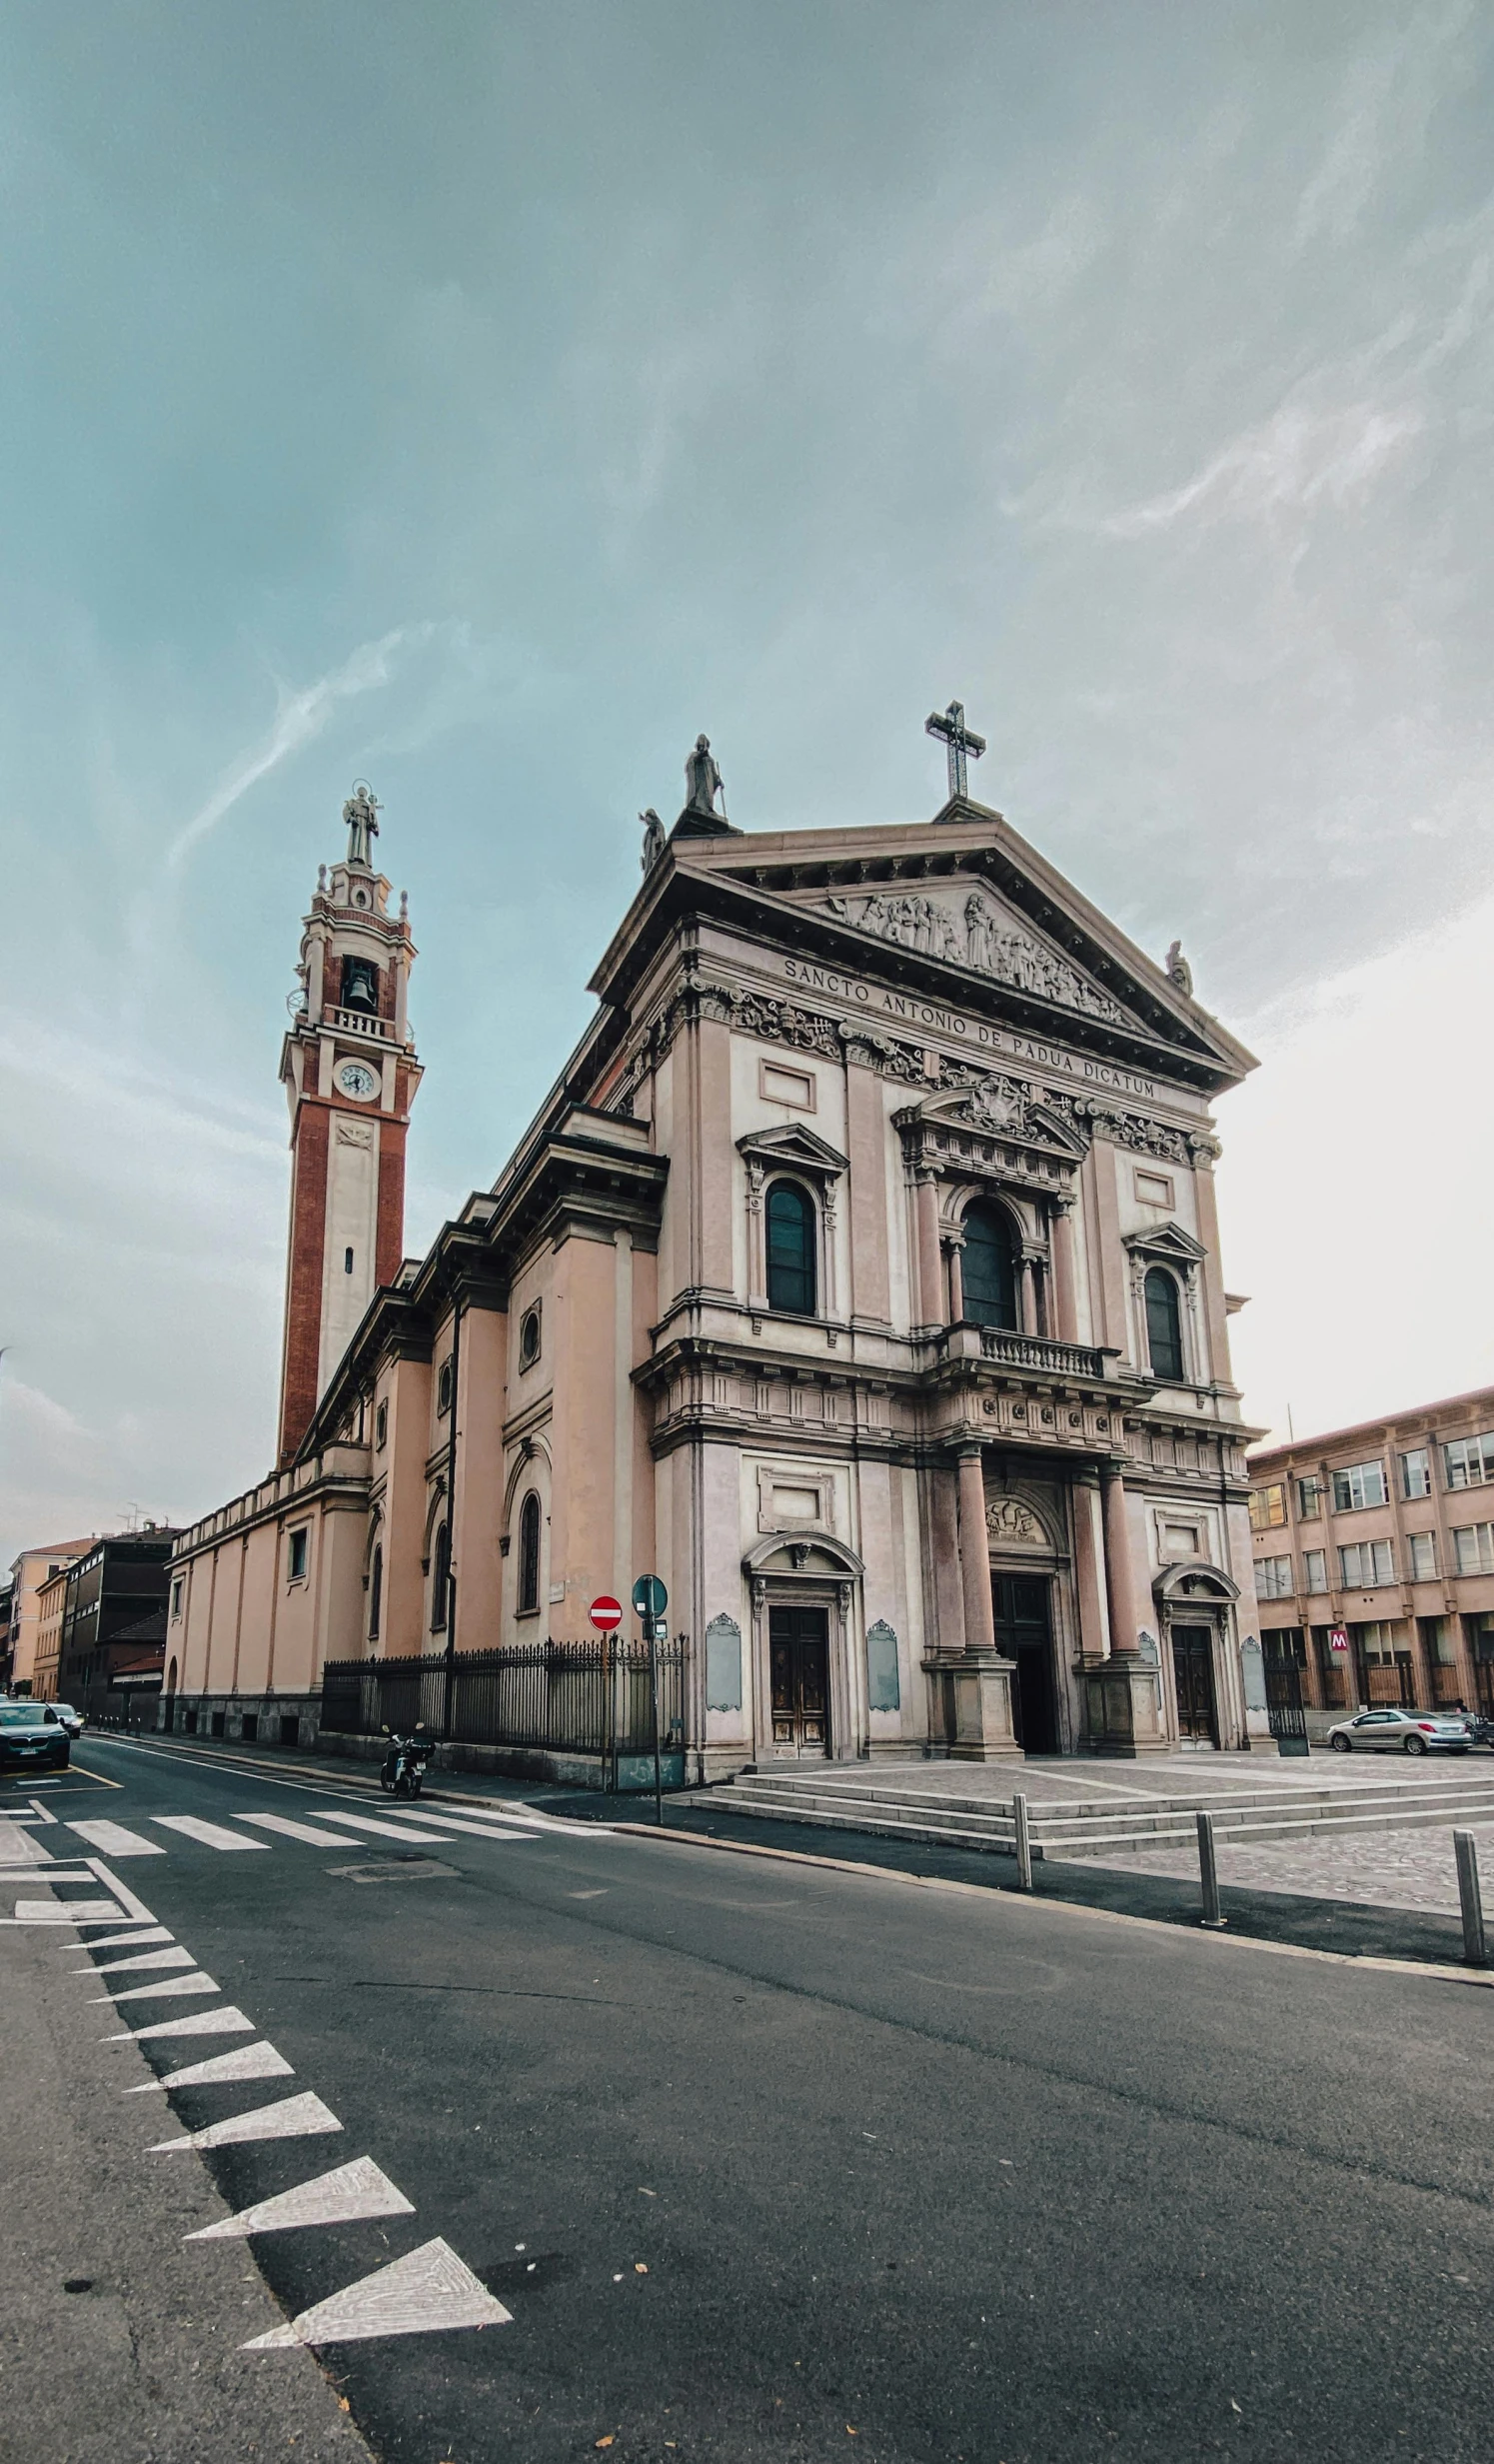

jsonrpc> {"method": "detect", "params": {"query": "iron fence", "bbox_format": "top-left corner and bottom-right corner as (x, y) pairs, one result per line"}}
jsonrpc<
(319, 1636), (689, 1788)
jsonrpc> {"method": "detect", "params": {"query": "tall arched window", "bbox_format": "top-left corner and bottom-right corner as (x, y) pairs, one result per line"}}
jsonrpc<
(518, 1491), (542, 1616)
(961, 1203), (1018, 1330)
(1144, 1266), (1185, 1382)
(765, 1180), (816, 1315)
(431, 1520), (450, 1632)
(368, 1542), (383, 1642)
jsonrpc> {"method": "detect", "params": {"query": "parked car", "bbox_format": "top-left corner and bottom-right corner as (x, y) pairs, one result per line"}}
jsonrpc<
(0, 1700), (71, 1771)
(50, 1702), (84, 1739)
(1327, 1708), (1471, 1755)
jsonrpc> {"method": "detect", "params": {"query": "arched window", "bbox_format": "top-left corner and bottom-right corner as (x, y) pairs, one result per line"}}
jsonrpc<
(765, 1180), (816, 1315)
(961, 1203), (1018, 1330)
(165, 1655), (178, 1697)
(1144, 1266), (1185, 1382)
(369, 1542), (383, 1642)
(518, 1491), (542, 1616)
(431, 1520), (450, 1632)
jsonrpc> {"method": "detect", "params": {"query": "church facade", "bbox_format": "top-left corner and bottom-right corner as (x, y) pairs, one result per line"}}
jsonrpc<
(167, 732), (1267, 1767)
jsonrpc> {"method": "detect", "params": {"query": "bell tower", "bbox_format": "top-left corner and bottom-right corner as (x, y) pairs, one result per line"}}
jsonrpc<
(276, 784), (422, 1466)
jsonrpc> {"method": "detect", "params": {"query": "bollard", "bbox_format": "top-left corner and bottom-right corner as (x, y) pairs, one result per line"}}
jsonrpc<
(1197, 1809), (1226, 1929)
(1454, 1829), (1487, 1967)
(1012, 1791), (1033, 1892)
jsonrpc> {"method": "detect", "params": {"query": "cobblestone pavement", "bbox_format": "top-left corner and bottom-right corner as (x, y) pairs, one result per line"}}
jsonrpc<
(815, 1750), (1494, 1805)
(1066, 1817), (1494, 1916)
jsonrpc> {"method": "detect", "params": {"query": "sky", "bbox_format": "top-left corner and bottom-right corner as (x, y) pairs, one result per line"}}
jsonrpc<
(3, 0), (1493, 1559)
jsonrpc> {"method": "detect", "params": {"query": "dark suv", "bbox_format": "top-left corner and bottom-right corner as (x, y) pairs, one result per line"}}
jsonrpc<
(0, 1701), (71, 1772)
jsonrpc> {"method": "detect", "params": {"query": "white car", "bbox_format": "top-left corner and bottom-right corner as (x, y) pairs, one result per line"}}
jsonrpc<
(1327, 1708), (1470, 1756)
(50, 1702), (84, 1739)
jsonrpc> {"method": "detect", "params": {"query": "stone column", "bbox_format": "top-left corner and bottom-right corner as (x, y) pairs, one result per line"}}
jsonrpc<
(1017, 1255), (1036, 1336)
(958, 1447), (996, 1653)
(945, 1234), (965, 1324)
(1071, 1471), (1109, 1661)
(1100, 1463), (1138, 1656)
(1050, 1200), (1079, 1341)
(914, 1172), (943, 1330)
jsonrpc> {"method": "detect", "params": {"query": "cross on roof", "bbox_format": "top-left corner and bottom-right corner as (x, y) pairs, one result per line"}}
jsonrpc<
(925, 701), (986, 801)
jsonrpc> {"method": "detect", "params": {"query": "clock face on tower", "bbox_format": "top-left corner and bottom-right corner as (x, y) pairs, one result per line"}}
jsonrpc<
(337, 1060), (380, 1102)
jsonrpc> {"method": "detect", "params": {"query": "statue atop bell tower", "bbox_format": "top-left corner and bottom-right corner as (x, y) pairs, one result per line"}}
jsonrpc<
(275, 785), (422, 1467)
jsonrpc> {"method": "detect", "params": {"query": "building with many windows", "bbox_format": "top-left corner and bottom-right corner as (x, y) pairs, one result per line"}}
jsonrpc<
(4, 1538), (97, 1695)
(1247, 1386), (1494, 1725)
(169, 738), (1266, 1767)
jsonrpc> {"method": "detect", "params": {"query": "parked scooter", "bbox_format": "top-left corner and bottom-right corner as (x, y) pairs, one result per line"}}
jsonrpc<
(1464, 1712), (1494, 1750)
(379, 1722), (434, 1798)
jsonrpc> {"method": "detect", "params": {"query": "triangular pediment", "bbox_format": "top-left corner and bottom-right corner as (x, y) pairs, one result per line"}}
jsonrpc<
(912, 1076), (1088, 1159)
(811, 879), (1142, 1034)
(1122, 1221), (1208, 1264)
(736, 1122), (849, 1178)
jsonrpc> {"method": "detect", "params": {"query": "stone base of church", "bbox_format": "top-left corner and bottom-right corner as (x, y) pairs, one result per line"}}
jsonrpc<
(925, 1650), (1024, 1761)
(1080, 1659), (1172, 1757)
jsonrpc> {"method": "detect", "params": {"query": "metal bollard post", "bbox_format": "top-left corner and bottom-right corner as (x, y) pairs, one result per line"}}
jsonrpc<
(1012, 1790), (1032, 1892)
(1454, 1829), (1487, 1967)
(1197, 1810), (1226, 1929)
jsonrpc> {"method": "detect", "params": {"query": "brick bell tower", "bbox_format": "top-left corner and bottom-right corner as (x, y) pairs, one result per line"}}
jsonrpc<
(276, 783), (421, 1466)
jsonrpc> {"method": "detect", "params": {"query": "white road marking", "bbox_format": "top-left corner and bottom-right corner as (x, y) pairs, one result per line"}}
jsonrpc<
(76, 1946), (196, 1976)
(10, 1897), (127, 1925)
(372, 1811), (541, 1842)
(127, 2040), (295, 2094)
(83, 1857), (158, 1924)
(105, 2005), (255, 2044)
(241, 2236), (510, 2349)
(235, 1811), (366, 1847)
(152, 1816), (270, 1851)
(26, 1798), (59, 1823)
(60, 1925), (173, 1951)
(65, 1819), (167, 1856)
(188, 2155), (414, 2240)
(93, 1971), (221, 2004)
(0, 1820), (53, 1865)
(309, 1811), (457, 1845)
(151, 2091), (342, 2153)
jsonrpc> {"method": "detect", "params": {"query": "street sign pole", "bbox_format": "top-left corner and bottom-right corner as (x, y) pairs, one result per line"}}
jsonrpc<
(649, 1620), (663, 1826)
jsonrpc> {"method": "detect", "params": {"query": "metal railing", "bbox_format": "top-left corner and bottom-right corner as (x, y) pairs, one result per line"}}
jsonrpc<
(319, 1637), (689, 1786)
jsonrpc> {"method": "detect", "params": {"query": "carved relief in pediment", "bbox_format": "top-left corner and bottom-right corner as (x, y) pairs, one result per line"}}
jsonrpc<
(818, 886), (1125, 1025)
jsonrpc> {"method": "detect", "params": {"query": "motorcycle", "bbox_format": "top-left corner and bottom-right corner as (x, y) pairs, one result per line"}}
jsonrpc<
(379, 1723), (434, 1798)
(1463, 1712), (1494, 1750)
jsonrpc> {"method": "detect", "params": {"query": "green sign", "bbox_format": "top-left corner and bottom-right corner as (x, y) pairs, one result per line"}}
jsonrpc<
(632, 1574), (668, 1619)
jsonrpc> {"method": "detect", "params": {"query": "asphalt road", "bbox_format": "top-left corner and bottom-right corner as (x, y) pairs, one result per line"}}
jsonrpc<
(3, 1734), (1491, 2464)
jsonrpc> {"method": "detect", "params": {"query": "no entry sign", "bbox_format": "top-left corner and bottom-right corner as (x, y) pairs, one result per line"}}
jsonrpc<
(589, 1596), (624, 1632)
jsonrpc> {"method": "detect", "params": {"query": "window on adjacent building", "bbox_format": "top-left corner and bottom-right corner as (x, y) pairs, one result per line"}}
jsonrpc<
(1407, 1530), (1438, 1581)
(1255, 1555), (1294, 1599)
(1338, 1538), (1394, 1587)
(1249, 1483), (1287, 1533)
(1143, 1266), (1185, 1382)
(437, 1357), (454, 1415)
(369, 1543), (383, 1642)
(287, 1528), (309, 1582)
(1295, 1476), (1324, 1519)
(517, 1492), (542, 1616)
(1443, 1432), (1494, 1490)
(1331, 1460), (1388, 1512)
(765, 1179), (817, 1316)
(1303, 1548), (1327, 1593)
(1398, 1447), (1432, 1498)
(430, 1520), (451, 1632)
(960, 1203), (1018, 1331)
(1453, 1523), (1494, 1576)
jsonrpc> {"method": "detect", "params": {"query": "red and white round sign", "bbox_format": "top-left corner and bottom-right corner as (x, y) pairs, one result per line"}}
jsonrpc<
(589, 1595), (624, 1632)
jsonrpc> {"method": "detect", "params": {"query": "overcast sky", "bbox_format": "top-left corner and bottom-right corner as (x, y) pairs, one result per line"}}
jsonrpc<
(4, 1), (1493, 1560)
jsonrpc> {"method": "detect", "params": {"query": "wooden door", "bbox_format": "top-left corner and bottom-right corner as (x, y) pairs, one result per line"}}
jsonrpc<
(768, 1606), (830, 1754)
(1171, 1624), (1218, 1744)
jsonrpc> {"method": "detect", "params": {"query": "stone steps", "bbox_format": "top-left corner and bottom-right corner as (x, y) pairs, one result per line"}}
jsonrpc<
(719, 1766), (1494, 1864)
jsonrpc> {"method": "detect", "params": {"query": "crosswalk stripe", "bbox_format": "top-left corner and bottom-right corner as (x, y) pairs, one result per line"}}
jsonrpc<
(235, 1811), (366, 1847)
(188, 2155), (414, 2240)
(152, 1816), (269, 1851)
(65, 1819), (166, 1857)
(151, 2090), (342, 2154)
(371, 1810), (541, 1842)
(307, 1811), (456, 1846)
(127, 2040), (294, 2094)
(241, 2236), (510, 2349)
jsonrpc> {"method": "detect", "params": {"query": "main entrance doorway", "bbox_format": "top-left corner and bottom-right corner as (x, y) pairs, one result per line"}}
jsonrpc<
(992, 1574), (1058, 1756)
(768, 1605), (830, 1755)
(1171, 1624), (1218, 1745)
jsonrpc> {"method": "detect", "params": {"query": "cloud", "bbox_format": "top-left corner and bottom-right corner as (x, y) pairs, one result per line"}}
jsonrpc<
(164, 623), (438, 872)
(1102, 396), (1424, 539)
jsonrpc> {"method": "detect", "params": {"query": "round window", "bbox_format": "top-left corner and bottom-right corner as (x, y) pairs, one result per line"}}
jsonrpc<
(519, 1308), (541, 1369)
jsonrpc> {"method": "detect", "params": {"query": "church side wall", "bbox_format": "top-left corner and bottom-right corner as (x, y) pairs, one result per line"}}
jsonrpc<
(547, 1228), (622, 1626)
(451, 1301), (508, 1653)
(378, 1354), (433, 1655)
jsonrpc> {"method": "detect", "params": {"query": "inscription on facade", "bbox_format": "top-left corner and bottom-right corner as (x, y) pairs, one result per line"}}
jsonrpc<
(777, 957), (1157, 1099)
